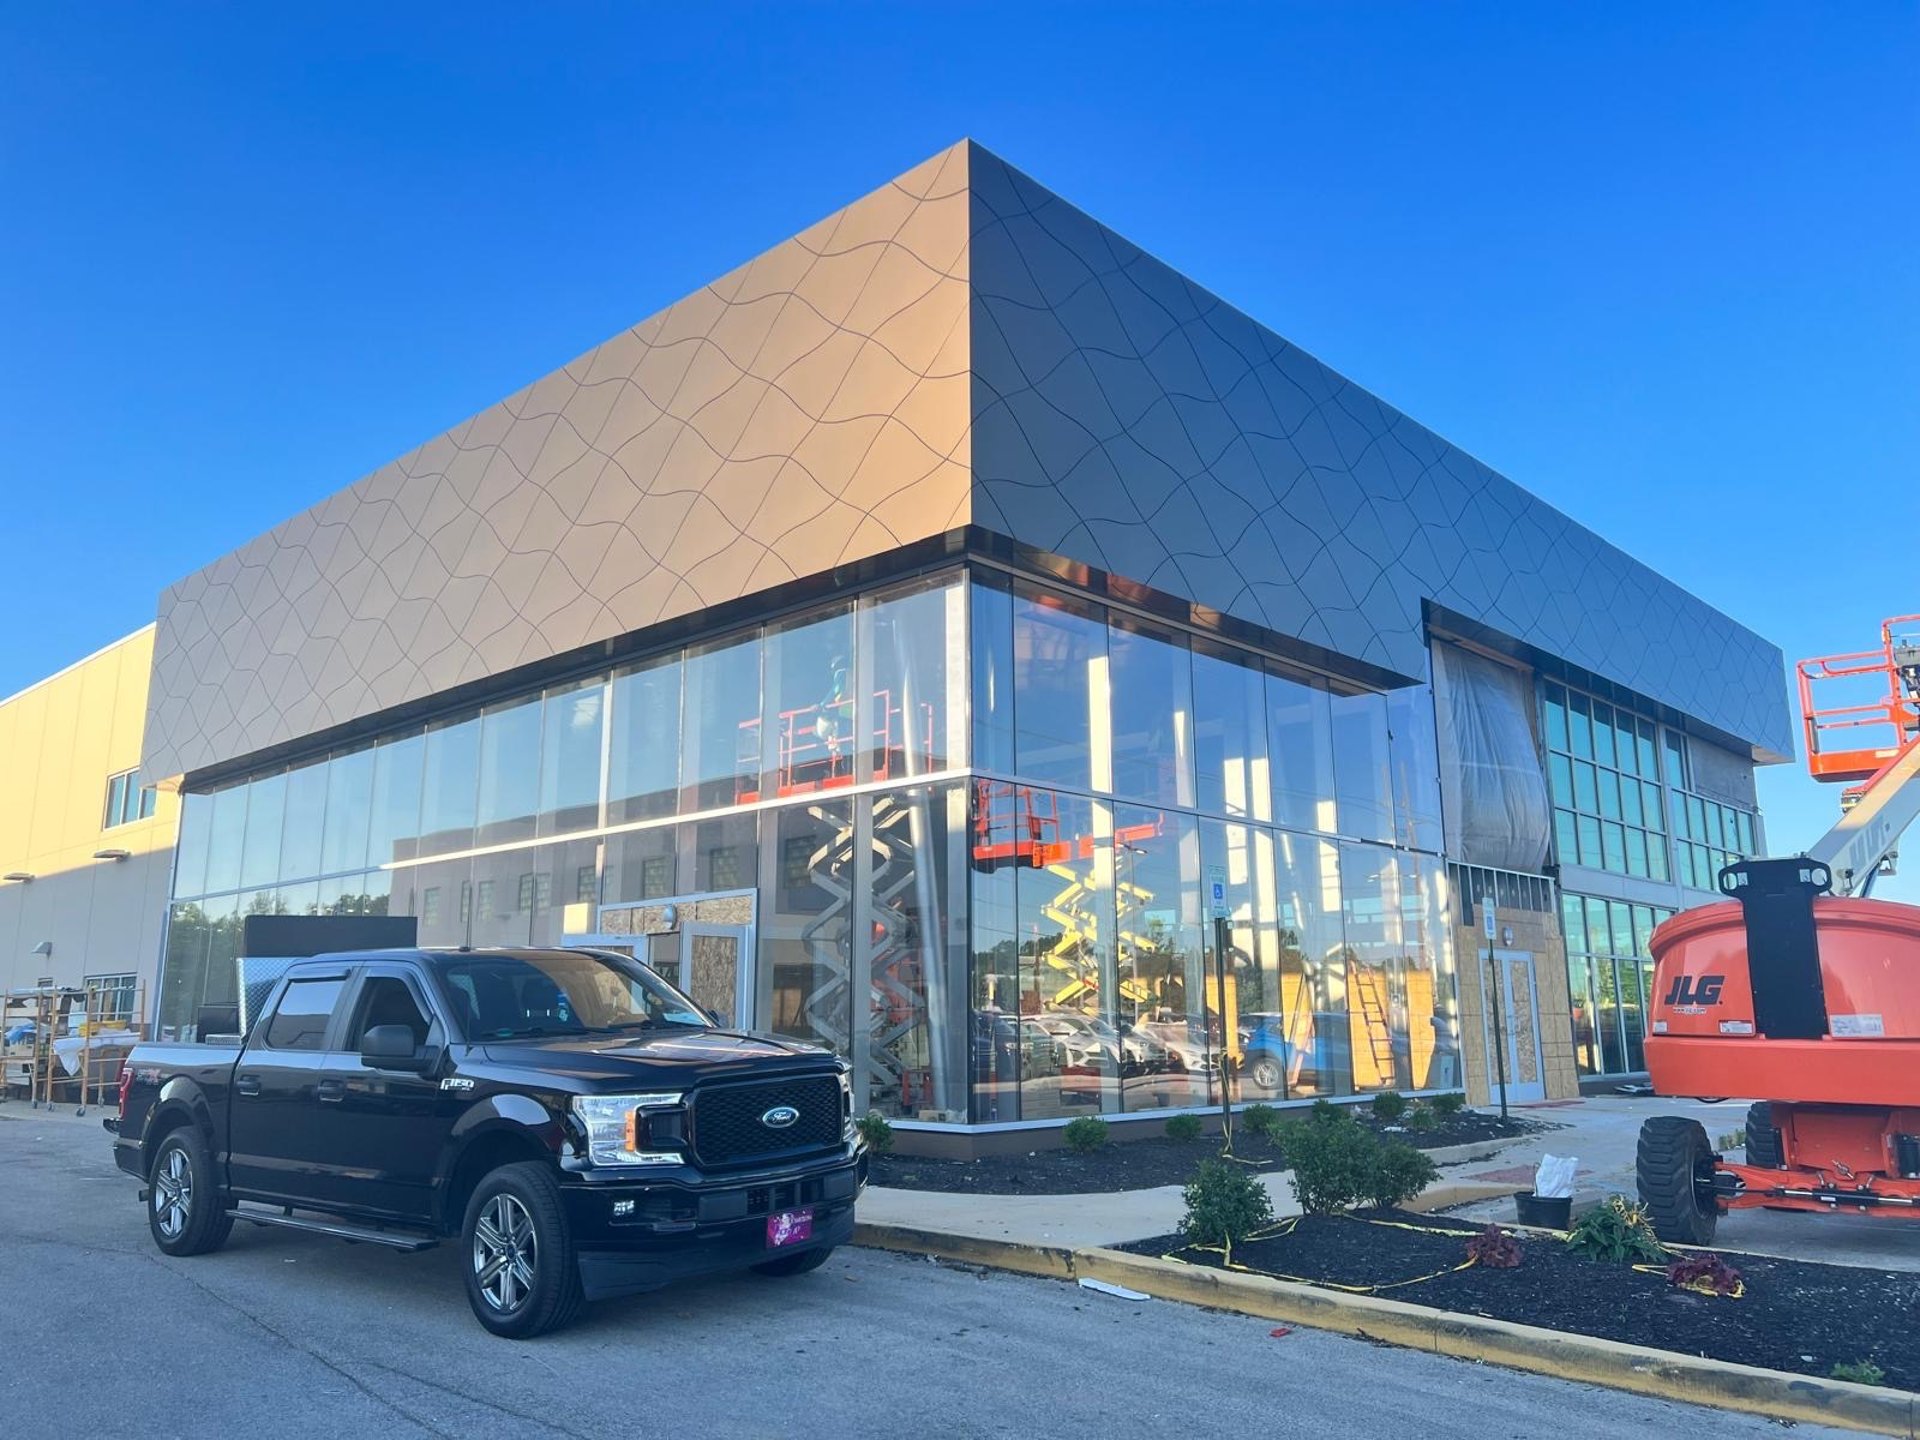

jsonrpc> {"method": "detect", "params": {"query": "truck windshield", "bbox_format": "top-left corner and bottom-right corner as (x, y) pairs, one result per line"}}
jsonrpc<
(431, 950), (709, 1040)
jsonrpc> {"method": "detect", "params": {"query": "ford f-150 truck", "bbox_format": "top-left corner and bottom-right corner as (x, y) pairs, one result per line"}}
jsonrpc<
(107, 946), (867, 1336)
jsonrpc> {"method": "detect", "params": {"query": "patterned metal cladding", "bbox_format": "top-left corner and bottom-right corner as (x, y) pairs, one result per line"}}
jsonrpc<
(144, 142), (976, 782)
(966, 147), (1791, 759)
(145, 140), (1791, 781)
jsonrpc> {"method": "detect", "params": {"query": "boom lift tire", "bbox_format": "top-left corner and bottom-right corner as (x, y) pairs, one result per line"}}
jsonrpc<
(1637, 1115), (1719, 1245)
(1744, 1101), (1783, 1169)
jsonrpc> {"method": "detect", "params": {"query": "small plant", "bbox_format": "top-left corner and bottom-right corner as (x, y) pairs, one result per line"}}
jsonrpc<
(1466, 1223), (1522, 1269)
(1310, 1097), (1340, 1123)
(1371, 1090), (1408, 1123)
(1165, 1114), (1203, 1143)
(1240, 1104), (1282, 1140)
(1180, 1156), (1275, 1266)
(1367, 1140), (1439, 1209)
(1666, 1253), (1744, 1297)
(1831, 1359), (1887, 1387)
(1404, 1103), (1438, 1133)
(1276, 1109), (1376, 1215)
(855, 1111), (895, 1154)
(1566, 1195), (1668, 1264)
(1063, 1115), (1110, 1154)
(1430, 1092), (1465, 1117)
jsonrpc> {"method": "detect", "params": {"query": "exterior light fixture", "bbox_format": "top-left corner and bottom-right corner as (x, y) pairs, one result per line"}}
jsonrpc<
(30, 941), (53, 957)
(93, 848), (132, 862)
(2, 871), (32, 883)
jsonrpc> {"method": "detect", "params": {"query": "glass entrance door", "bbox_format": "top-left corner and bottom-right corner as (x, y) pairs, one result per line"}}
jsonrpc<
(676, 923), (754, 1030)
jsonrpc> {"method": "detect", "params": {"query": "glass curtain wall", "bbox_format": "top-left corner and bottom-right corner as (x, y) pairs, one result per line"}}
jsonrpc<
(1563, 892), (1675, 1075)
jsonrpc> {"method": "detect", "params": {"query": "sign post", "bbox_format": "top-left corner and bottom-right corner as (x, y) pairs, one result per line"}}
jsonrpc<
(1207, 864), (1234, 1150)
(1484, 900), (1509, 1121)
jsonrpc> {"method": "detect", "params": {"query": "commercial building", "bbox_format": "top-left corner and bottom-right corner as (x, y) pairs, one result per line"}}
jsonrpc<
(6, 142), (1792, 1140)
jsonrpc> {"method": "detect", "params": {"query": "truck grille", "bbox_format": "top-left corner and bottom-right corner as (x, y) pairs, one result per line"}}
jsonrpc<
(692, 1075), (842, 1168)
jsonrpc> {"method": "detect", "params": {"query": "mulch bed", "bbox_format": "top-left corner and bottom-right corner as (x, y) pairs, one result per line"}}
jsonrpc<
(869, 1110), (1548, 1196)
(1122, 1210), (1920, 1391)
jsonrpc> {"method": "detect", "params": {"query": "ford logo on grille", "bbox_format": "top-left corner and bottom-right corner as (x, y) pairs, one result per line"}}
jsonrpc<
(760, 1105), (800, 1129)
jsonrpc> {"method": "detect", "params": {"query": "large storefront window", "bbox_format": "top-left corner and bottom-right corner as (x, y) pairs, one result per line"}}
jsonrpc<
(1563, 892), (1673, 1076)
(1543, 681), (1670, 882)
(157, 561), (1461, 1122)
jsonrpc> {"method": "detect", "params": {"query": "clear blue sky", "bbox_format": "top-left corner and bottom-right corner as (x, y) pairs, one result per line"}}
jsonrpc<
(3, 5), (1915, 889)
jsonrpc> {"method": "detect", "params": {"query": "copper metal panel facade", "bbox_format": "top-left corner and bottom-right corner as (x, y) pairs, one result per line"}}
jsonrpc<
(144, 143), (975, 782)
(146, 139), (1791, 781)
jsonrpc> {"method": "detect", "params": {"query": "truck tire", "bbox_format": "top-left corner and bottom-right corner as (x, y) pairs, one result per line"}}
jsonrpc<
(753, 1245), (836, 1278)
(1744, 1102), (1783, 1168)
(148, 1127), (234, 1257)
(1637, 1115), (1718, 1245)
(461, 1161), (584, 1339)
(1246, 1051), (1285, 1093)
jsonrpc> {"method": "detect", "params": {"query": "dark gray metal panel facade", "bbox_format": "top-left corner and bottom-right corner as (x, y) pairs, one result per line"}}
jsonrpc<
(143, 143), (976, 782)
(966, 147), (1791, 759)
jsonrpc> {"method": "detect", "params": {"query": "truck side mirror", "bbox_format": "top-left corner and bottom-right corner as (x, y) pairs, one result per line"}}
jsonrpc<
(361, 1024), (431, 1072)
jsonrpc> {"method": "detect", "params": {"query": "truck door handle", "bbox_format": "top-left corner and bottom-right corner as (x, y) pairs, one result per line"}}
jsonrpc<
(315, 1080), (345, 1103)
(235, 1075), (262, 1097)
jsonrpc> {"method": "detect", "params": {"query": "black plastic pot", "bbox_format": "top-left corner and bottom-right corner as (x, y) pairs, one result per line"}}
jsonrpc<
(1514, 1191), (1573, 1229)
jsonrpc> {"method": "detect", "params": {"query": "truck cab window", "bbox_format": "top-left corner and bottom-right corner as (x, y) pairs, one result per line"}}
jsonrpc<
(353, 977), (431, 1050)
(263, 978), (347, 1051)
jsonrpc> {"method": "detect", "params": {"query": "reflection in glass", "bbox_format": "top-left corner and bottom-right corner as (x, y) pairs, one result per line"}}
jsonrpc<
(174, 792), (213, 899)
(158, 901), (214, 1034)
(1199, 820), (1278, 1104)
(1113, 804), (1206, 1109)
(761, 802), (849, 1054)
(681, 634), (761, 810)
(238, 774), (286, 892)
(1012, 585), (1106, 793)
(609, 653), (682, 823)
(862, 784), (968, 1120)
(280, 762), (328, 883)
(1386, 684), (1443, 853)
(421, 719), (480, 854)
(1401, 854), (1456, 1089)
(1192, 644), (1269, 821)
(861, 573), (964, 784)
(762, 606), (854, 800)
(970, 570), (1016, 776)
(321, 748), (375, 877)
(1339, 842), (1404, 1092)
(690, 812), (758, 893)
(604, 826), (677, 904)
(1267, 670), (1333, 833)
(968, 780), (1022, 1122)
(1265, 832), (1347, 1096)
(1107, 621), (1195, 809)
(1331, 689), (1393, 845)
(369, 733), (426, 868)
(477, 698), (542, 846)
(539, 680), (605, 835)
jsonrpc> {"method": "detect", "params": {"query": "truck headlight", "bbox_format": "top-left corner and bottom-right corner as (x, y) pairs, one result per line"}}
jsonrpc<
(572, 1093), (686, 1166)
(838, 1067), (856, 1141)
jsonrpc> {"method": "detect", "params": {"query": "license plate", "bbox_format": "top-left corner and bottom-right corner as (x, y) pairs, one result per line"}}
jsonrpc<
(766, 1209), (814, 1248)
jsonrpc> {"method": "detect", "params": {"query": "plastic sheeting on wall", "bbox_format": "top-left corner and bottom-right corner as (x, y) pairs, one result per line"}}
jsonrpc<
(1432, 642), (1552, 873)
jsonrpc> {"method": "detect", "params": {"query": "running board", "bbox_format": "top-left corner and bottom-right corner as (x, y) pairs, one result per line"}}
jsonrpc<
(232, 1206), (439, 1251)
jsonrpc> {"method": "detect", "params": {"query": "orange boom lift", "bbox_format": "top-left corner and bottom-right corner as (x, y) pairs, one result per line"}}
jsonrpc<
(1637, 616), (1920, 1242)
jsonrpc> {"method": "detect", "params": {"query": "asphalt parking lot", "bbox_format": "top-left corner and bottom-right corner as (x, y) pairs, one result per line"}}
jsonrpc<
(1, 1106), (1846, 1439)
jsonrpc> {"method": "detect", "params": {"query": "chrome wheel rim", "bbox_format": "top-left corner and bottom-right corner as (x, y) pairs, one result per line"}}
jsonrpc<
(472, 1194), (537, 1313)
(154, 1146), (192, 1239)
(1252, 1059), (1282, 1090)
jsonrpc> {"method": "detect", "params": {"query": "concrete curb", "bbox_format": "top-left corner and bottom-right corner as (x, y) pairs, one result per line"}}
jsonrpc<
(854, 1222), (1916, 1437)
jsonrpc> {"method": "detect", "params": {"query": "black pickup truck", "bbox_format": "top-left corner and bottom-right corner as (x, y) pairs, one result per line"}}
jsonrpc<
(108, 946), (867, 1336)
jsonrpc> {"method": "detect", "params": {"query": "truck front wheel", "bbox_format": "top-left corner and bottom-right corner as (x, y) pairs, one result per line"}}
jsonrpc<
(461, 1161), (584, 1338)
(148, 1128), (233, 1257)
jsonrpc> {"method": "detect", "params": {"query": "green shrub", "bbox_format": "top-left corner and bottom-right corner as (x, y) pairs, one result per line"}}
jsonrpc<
(1831, 1359), (1887, 1387)
(1565, 1195), (1667, 1264)
(1310, 1097), (1340, 1124)
(1276, 1110), (1376, 1214)
(1240, 1104), (1282, 1140)
(1404, 1103), (1438, 1132)
(1371, 1090), (1408, 1123)
(855, 1111), (895, 1154)
(1367, 1141), (1438, 1209)
(1430, 1092), (1465, 1117)
(1063, 1116), (1110, 1154)
(1165, 1114), (1203, 1143)
(1179, 1156), (1274, 1266)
